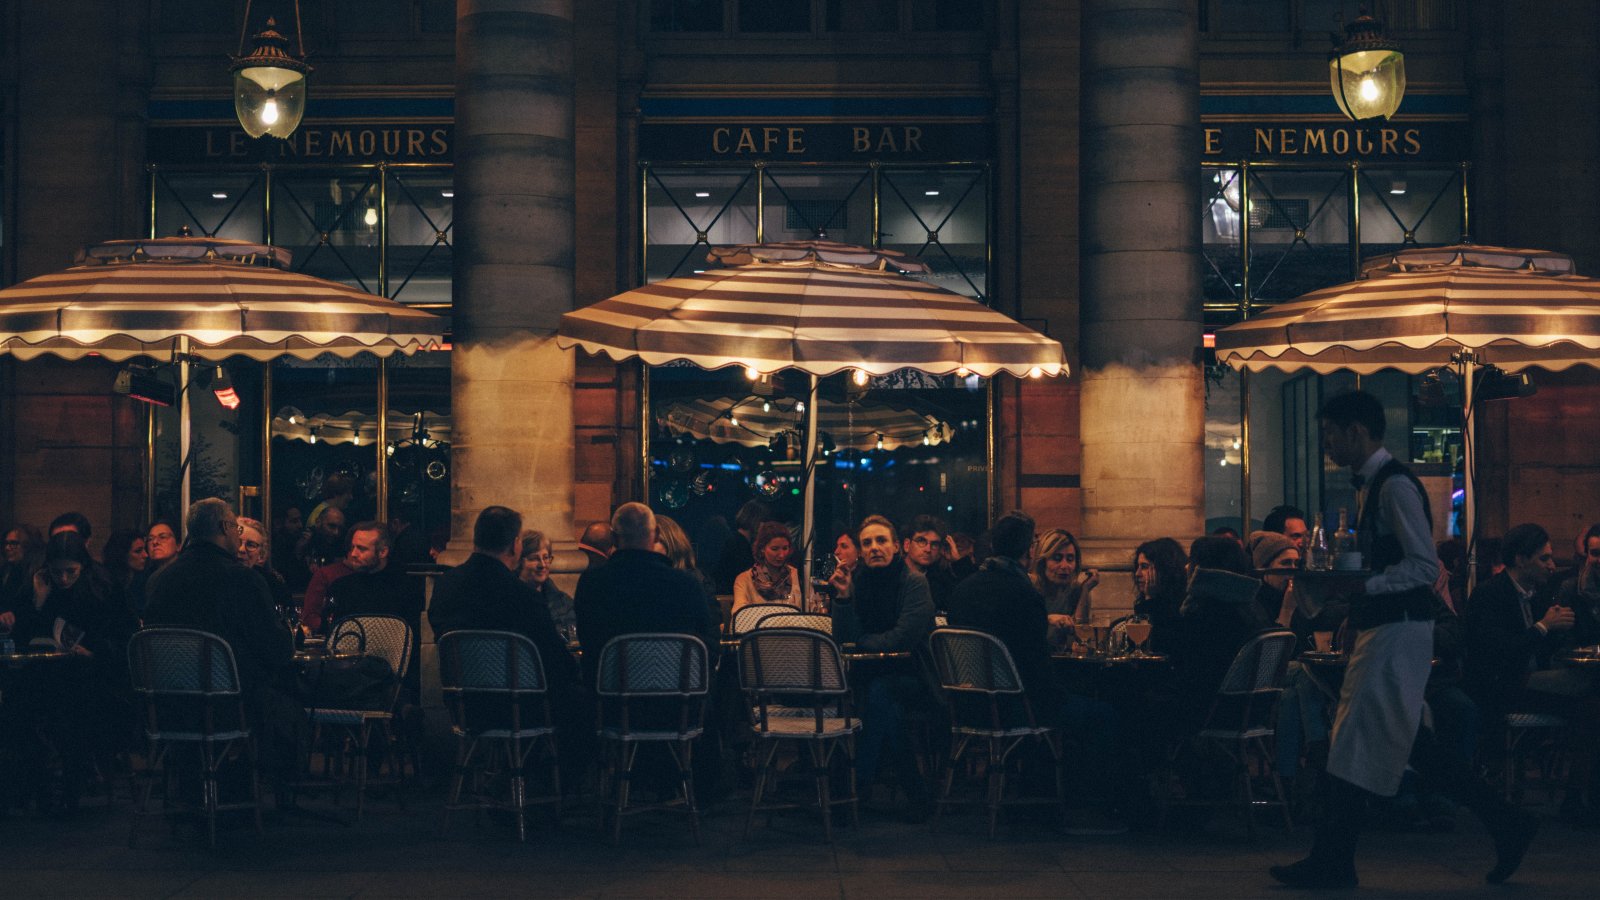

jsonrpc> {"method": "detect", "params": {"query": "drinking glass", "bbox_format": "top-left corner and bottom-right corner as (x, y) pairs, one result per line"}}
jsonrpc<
(1124, 614), (1152, 657)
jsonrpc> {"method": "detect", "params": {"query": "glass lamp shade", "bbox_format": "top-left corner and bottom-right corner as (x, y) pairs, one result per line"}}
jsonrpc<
(233, 67), (307, 139)
(1328, 49), (1406, 122)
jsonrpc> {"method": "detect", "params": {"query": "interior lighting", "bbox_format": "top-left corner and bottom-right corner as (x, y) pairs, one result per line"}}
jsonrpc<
(441, 190), (454, 198)
(231, 5), (311, 139)
(1328, 8), (1406, 122)
(364, 207), (379, 227)
(212, 192), (229, 200)
(744, 365), (761, 380)
(694, 192), (711, 198)
(852, 368), (870, 387)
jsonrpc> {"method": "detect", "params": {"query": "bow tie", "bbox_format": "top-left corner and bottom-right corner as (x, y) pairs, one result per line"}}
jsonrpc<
(1351, 474), (1367, 490)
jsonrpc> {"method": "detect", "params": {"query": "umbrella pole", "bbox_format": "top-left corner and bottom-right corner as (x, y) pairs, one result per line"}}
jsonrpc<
(801, 374), (820, 608)
(179, 336), (191, 517)
(1461, 354), (1478, 594)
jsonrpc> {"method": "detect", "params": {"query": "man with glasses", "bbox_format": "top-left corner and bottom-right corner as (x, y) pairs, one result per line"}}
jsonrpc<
(901, 514), (957, 613)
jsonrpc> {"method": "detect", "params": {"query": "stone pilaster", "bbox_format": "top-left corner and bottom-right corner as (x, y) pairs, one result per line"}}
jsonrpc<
(1078, 0), (1205, 604)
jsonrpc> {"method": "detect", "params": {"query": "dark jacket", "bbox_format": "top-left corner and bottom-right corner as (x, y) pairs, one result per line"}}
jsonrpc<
(530, 579), (576, 632)
(946, 556), (1063, 715)
(429, 552), (577, 690)
(1173, 568), (1269, 718)
(1464, 571), (1560, 716)
(143, 541), (293, 697)
(711, 530), (753, 595)
(1554, 573), (1600, 650)
(573, 548), (719, 690)
(832, 556), (935, 653)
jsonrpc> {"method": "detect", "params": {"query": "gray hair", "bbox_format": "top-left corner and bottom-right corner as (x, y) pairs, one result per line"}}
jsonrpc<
(237, 516), (269, 552)
(611, 502), (656, 550)
(186, 498), (234, 543)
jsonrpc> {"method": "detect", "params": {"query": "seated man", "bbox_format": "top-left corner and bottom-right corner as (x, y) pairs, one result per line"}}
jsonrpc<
(901, 514), (957, 614)
(429, 506), (584, 770)
(1465, 522), (1598, 822)
(1263, 504), (1311, 557)
(324, 522), (425, 696)
(576, 521), (615, 573)
(946, 510), (1123, 833)
(828, 514), (936, 815)
(142, 499), (302, 784)
(573, 502), (718, 690)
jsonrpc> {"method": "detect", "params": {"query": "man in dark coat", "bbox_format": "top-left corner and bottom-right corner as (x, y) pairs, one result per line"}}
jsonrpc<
(573, 502), (718, 691)
(1464, 523), (1569, 720)
(325, 521), (425, 695)
(828, 513), (935, 815)
(143, 499), (302, 781)
(428, 506), (577, 692)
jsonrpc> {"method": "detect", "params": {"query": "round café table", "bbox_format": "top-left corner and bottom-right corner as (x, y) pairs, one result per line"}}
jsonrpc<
(1555, 648), (1600, 667)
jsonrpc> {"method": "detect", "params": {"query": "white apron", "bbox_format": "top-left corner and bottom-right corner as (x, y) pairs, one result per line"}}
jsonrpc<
(1325, 619), (1433, 797)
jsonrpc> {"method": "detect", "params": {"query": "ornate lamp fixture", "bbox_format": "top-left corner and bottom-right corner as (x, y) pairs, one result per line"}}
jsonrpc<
(1328, 8), (1406, 122)
(231, 3), (311, 139)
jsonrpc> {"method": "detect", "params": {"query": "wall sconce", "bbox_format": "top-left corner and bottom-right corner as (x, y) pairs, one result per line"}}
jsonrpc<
(1329, 8), (1406, 122)
(231, 4), (311, 139)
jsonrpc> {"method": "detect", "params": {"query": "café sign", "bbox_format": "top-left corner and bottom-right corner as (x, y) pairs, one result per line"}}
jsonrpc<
(1201, 120), (1468, 162)
(639, 122), (989, 162)
(149, 122), (453, 165)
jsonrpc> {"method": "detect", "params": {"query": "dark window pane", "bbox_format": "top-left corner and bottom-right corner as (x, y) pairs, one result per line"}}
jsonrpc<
(158, 0), (235, 34)
(420, 0), (456, 33)
(652, 0), (725, 31)
(1210, 0), (1291, 32)
(910, 0), (983, 31)
(739, 0), (811, 33)
(826, 0), (897, 31)
(334, 0), (411, 35)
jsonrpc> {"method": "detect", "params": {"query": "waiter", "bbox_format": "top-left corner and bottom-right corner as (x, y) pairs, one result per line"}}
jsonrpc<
(1270, 391), (1537, 889)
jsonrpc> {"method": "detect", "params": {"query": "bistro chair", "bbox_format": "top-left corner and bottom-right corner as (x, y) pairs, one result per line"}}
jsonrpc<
(594, 633), (710, 846)
(438, 630), (561, 842)
(754, 613), (833, 635)
(1501, 711), (1571, 805)
(1165, 629), (1297, 836)
(738, 628), (860, 842)
(305, 614), (413, 820)
(927, 628), (1064, 838)
(126, 628), (260, 848)
(731, 603), (802, 635)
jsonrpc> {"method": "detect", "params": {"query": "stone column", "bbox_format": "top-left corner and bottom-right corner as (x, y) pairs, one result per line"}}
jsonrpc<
(450, 0), (577, 553)
(1077, 0), (1205, 599)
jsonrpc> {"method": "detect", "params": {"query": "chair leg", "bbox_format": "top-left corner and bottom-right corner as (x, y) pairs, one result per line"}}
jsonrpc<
(935, 734), (967, 825)
(745, 740), (780, 839)
(612, 742), (637, 846)
(1259, 736), (1293, 832)
(847, 735), (861, 830)
(1048, 733), (1067, 829)
(546, 734), (563, 825)
(986, 737), (1004, 839)
(510, 736), (527, 843)
(247, 736), (263, 835)
(1236, 740), (1257, 838)
(811, 742), (834, 843)
(676, 740), (701, 846)
(201, 742), (218, 849)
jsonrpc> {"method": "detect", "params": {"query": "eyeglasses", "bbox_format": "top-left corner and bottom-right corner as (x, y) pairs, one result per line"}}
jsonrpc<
(2, 540), (21, 548)
(241, 540), (264, 552)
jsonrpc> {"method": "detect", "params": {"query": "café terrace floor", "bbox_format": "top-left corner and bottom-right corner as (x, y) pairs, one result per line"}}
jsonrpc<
(4, 781), (1594, 899)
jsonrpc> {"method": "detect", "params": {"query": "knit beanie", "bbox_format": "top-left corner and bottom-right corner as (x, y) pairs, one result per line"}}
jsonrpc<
(1246, 530), (1296, 571)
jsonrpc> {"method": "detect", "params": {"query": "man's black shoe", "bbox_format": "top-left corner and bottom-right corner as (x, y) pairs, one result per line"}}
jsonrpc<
(1269, 858), (1358, 890)
(1485, 811), (1538, 884)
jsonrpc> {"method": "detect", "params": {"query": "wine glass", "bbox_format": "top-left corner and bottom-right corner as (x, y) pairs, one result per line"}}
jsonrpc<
(1124, 613), (1152, 658)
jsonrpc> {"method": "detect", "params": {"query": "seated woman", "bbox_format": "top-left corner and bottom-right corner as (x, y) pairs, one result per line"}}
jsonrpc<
(655, 514), (724, 629)
(518, 529), (575, 633)
(1030, 528), (1098, 647)
(100, 529), (146, 616)
(1246, 530), (1300, 630)
(1132, 537), (1188, 656)
(237, 517), (294, 618)
(732, 521), (803, 612)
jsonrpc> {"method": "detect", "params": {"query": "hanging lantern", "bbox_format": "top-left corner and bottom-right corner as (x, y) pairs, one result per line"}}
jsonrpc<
(231, 7), (311, 139)
(1328, 9), (1406, 123)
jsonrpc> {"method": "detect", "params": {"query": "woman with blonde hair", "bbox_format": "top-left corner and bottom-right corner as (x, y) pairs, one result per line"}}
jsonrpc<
(1031, 528), (1098, 644)
(732, 520), (803, 611)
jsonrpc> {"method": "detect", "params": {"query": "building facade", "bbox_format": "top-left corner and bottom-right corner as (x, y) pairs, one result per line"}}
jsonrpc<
(3, 1), (1598, 584)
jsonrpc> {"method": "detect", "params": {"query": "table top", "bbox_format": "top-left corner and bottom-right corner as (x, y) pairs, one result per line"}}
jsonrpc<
(1051, 651), (1168, 666)
(1299, 650), (1348, 667)
(839, 647), (912, 661)
(0, 649), (74, 666)
(292, 648), (362, 664)
(1555, 647), (1600, 666)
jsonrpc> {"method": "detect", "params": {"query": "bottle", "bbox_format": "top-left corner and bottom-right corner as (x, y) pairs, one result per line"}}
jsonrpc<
(0, 627), (14, 657)
(1333, 508), (1361, 571)
(1308, 512), (1331, 571)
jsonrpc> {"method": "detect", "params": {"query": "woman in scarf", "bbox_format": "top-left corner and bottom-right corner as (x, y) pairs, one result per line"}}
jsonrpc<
(732, 521), (802, 611)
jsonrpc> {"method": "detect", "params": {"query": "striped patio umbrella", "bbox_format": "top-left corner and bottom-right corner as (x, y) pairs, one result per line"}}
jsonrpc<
(0, 235), (445, 515)
(659, 396), (951, 451)
(557, 241), (1066, 379)
(559, 240), (1065, 577)
(1214, 244), (1600, 569)
(0, 236), (444, 361)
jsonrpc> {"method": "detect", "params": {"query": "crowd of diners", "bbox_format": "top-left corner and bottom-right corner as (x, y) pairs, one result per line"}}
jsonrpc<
(0, 479), (1594, 867)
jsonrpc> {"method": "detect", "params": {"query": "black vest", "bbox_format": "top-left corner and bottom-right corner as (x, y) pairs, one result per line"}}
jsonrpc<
(1350, 456), (1437, 630)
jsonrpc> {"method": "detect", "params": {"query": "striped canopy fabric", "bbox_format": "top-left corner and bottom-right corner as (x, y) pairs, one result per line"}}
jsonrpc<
(1215, 245), (1600, 374)
(658, 395), (951, 451)
(557, 242), (1065, 379)
(0, 236), (445, 362)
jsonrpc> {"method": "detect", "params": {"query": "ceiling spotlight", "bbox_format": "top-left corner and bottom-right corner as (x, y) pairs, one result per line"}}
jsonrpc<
(694, 192), (711, 198)
(441, 190), (454, 198)
(212, 192), (229, 200)
(924, 190), (940, 196)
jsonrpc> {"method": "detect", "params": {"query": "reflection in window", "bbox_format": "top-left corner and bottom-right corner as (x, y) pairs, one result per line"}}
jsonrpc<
(653, 0), (725, 31)
(910, 0), (983, 31)
(273, 173), (384, 293)
(153, 172), (267, 242)
(826, 0), (898, 31)
(739, 0), (811, 33)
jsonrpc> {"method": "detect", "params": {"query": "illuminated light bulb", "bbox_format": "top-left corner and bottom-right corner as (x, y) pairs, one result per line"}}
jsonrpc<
(923, 434), (931, 446)
(364, 207), (379, 227)
(309, 431), (318, 445)
(729, 415), (738, 427)
(875, 435), (885, 450)
(955, 366), (970, 378)
(1233, 438), (1242, 449)
(352, 433), (361, 446)
(1358, 76), (1380, 103)
(385, 444), (395, 458)
(261, 97), (280, 125)
(796, 401), (806, 414)
(1028, 366), (1043, 378)
(288, 415), (297, 424)
(1219, 458), (1228, 467)
(852, 368), (870, 387)
(762, 401), (771, 413)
